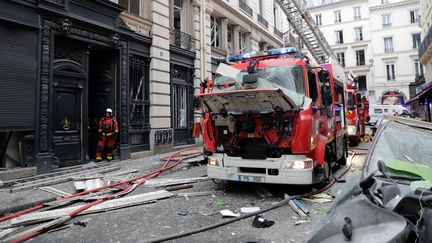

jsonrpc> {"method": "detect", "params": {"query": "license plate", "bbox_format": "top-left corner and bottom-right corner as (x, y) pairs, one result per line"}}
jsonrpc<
(238, 175), (265, 183)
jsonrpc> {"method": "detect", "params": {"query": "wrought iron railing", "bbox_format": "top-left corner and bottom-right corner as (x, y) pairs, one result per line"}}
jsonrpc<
(257, 14), (268, 28)
(419, 24), (432, 60)
(171, 29), (192, 50)
(239, 0), (253, 16)
(274, 27), (283, 39)
(382, 23), (392, 28)
(384, 48), (394, 53)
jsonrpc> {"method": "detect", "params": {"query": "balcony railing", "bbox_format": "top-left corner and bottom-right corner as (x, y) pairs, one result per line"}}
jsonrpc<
(274, 27), (283, 39)
(257, 14), (268, 28)
(419, 24), (432, 59)
(384, 48), (394, 53)
(382, 23), (392, 28)
(171, 29), (192, 50)
(239, 0), (253, 17)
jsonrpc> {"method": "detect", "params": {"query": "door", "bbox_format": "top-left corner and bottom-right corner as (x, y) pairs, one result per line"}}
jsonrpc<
(52, 62), (86, 166)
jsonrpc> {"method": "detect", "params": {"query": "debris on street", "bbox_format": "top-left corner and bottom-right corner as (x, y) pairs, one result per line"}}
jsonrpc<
(214, 200), (228, 207)
(144, 177), (209, 187)
(38, 186), (71, 197)
(178, 210), (189, 216)
(177, 191), (215, 200)
(302, 193), (333, 203)
(294, 220), (307, 226)
(240, 207), (260, 214)
(220, 209), (240, 218)
(251, 215), (275, 228)
(250, 184), (273, 198)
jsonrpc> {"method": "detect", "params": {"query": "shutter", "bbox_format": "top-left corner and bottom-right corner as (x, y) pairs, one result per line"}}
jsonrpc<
(0, 21), (38, 131)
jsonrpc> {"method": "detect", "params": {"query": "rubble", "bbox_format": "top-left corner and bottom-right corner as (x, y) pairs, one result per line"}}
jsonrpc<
(220, 209), (240, 218)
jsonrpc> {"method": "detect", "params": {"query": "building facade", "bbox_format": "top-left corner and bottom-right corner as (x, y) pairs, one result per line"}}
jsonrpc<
(0, 0), (289, 173)
(307, 0), (422, 106)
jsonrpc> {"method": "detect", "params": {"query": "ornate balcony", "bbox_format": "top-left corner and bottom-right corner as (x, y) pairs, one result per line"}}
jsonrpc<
(419, 24), (432, 62)
(257, 14), (268, 28)
(239, 0), (253, 17)
(274, 27), (283, 39)
(170, 29), (192, 50)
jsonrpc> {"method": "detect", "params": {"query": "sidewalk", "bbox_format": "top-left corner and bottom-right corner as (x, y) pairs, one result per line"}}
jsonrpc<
(0, 147), (203, 217)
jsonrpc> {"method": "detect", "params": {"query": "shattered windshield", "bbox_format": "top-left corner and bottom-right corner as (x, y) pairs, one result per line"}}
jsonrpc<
(367, 121), (432, 175)
(212, 63), (306, 106)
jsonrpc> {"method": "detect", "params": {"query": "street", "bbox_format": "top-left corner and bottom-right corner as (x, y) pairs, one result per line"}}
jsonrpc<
(0, 143), (368, 243)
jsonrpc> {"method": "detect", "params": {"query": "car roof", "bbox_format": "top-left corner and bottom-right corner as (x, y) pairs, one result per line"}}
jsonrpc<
(382, 115), (432, 130)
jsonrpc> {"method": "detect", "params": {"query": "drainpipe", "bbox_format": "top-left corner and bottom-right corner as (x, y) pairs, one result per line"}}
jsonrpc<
(200, 0), (206, 83)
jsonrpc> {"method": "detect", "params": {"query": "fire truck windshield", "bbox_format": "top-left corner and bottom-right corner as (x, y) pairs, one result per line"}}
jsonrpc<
(213, 63), (306, 106)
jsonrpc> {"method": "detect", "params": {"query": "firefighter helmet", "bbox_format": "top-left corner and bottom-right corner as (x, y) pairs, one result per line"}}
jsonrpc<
(106, 108), (113, 114)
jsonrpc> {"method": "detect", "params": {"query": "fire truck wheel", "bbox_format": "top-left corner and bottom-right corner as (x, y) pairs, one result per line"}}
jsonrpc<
(337, 139), (348, 166)
(315, 162), (331, 189)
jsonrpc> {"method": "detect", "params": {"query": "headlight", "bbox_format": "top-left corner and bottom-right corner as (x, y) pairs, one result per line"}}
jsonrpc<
(284, 159), (313, 169)
(208, 157), (219, 166)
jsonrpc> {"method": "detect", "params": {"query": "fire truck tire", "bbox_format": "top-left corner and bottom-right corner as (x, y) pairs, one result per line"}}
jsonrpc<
(315, 161), (331, 189)
(349, 136), (360, 147)
(337, 138), (348, 166)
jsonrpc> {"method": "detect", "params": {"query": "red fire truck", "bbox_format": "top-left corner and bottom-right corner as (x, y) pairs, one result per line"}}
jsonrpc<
(197, 47), (348, 186)
(345, 83), (370, 146)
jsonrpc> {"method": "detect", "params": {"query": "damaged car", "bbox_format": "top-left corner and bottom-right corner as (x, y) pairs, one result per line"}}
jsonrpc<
(307, 116), (432, 243)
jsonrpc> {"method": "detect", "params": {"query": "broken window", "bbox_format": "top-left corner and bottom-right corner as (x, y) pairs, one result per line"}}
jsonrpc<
(211, 16), (220, 48)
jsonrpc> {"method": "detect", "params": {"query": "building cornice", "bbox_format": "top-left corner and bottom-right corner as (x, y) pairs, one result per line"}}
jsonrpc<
(307, 0), (368, 11)
(330, 40), (371, 49)
(369, 0), (420, 12)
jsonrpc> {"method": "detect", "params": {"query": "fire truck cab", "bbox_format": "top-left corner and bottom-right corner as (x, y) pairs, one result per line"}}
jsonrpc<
(198, 47), (348, 186)
(346, 84), (370, 145)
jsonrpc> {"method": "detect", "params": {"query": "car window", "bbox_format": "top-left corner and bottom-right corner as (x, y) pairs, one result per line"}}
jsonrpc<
(367, 121), (432, 175)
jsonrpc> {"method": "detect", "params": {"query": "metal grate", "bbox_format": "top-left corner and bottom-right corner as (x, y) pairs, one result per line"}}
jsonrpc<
(171, 29), (192, 50)
(274, 27), (283, 39)
(258, 14), (268, 28)
(239, 0), (253, 16)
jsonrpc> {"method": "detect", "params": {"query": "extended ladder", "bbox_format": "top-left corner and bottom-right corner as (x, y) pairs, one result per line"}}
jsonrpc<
(276, 0), (338, 64)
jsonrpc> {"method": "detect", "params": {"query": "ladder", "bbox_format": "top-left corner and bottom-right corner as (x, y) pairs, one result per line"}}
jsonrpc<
(276, 0), (338, 64)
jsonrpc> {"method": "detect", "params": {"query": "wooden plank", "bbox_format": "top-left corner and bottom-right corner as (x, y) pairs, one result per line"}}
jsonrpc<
(10, 190), (174, 227)
(145, 177), (209, 187)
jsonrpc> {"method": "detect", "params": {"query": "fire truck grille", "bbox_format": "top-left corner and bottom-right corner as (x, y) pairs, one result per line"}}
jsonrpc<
(240, 138), (267, 160)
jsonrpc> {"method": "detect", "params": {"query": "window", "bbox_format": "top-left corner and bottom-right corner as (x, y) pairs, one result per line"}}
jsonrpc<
(239, 32), (246, 52)
(356, 50), (365, 66)
(129, 55), (150, 145)
(308, 70), (319, 104)
(410, 10), (420, 24)
(173, 0), (183, 31)
(334, 10), (342, 23)
(412, 33), (421, 48)
(415, 61), (424, 76)
(119, 0), (140, 15)
(336, 52), (345, 67)
(335, 30), (344, 44)
(315, 14), (322, 26)
(382, 15), (391, 28)
(353, 7), (361, 20)
(381, 0), (389, 4)
(227, 25), (234, 54)
(386, 63), (396, 80)
(358, 75), (367, 91)
(273, 5), (278, 29)
(210, 16), (220, 48)
(355, 27), (363, 41)
(384, 37), (393, 52)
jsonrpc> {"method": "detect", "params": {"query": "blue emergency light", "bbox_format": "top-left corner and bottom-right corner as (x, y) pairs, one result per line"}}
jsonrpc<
(227, 47), (297, 62)
(266, 47), (297, 55)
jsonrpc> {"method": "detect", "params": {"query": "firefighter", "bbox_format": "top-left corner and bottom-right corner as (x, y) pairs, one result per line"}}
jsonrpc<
(95, 108), (118, 162)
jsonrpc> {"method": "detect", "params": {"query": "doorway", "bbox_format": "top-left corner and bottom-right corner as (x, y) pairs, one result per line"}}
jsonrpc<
(88, 48), (116, 159)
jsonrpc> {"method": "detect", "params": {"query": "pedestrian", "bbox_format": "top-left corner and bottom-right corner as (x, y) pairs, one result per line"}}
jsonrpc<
(95, 108), (118, 162)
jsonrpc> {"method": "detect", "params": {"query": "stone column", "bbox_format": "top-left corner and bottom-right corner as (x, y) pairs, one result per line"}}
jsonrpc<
(233, 25), (240, 54)
(220, 17), (229, 52)
(250, 27), (261, 53)
(149, 0), (171, 151)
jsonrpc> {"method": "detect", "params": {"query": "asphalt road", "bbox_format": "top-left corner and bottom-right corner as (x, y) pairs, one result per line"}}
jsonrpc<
(21, 143), (369, 243)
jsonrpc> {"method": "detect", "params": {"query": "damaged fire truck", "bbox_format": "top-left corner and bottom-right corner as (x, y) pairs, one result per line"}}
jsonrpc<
(197, 47), (348, 186)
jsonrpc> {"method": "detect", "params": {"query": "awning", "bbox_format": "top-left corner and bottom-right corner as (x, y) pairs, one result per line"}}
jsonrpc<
(406, 83), (432, 104)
